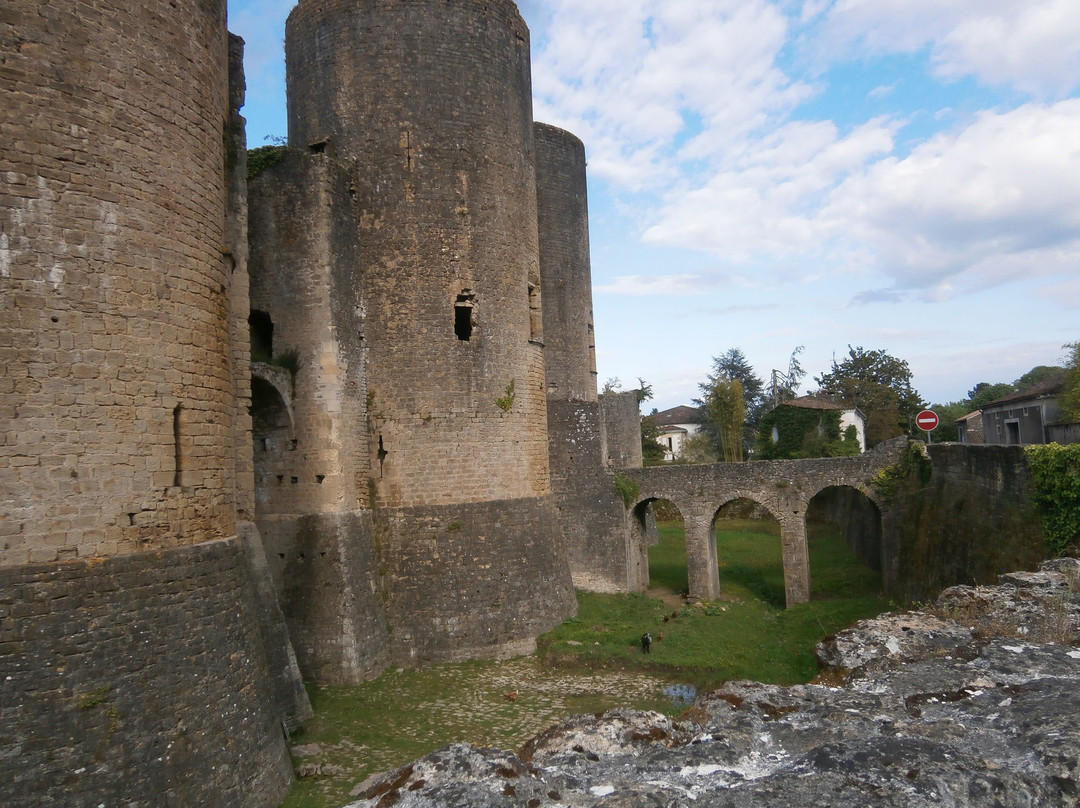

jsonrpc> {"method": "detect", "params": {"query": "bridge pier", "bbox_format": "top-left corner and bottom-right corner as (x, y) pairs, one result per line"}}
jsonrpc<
(685, 512), (720, 600)
(779, 514), (811, 606)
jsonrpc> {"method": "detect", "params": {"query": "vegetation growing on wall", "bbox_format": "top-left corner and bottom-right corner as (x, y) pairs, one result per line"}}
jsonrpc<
(756, 406), (860, 460)
(614, 473), (640, 508)
(494, 380), (516, 411)
(870, 441), (931, 501)
(247, 145), (287, 179)
(1025, 443), (1080, 555)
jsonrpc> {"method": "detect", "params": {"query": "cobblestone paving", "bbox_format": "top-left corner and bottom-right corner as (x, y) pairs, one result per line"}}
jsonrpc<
(288, 656), (685, 806)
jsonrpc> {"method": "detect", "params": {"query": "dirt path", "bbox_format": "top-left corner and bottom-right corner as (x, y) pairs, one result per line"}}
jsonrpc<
(645, 585), (687, 608)
(287, 656), (688, 807)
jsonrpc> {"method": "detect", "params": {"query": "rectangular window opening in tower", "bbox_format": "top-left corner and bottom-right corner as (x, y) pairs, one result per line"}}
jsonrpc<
(454, 292), (475, 341)
(173, 405), (183, 487)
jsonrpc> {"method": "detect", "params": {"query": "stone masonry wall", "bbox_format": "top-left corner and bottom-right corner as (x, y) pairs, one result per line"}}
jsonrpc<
(0, 539), (293, 808)
(882, 443), (1046, 602)
(547, 400), (641, 592)
(601, 391), (645, 469)
(1, 0), (236, 563)
(260, 511), (391, 685)
(285, 0), (551, 508)
(227, 33), (257, 524)
(382, 497), (577, 666)
(249, 151), (369, 517)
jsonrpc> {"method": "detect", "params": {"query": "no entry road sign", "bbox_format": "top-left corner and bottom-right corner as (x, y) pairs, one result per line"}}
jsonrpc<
(916, 410), (939, 431)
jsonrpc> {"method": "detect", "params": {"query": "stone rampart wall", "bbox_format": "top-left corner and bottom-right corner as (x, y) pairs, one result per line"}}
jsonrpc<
(382, 497), (577, 666)
(249, 151), (369, 517)
(0, 539), (293, 807)
(548, 400), (643, 591)
(601, 391), (644, 469)
(882, 443), (1046, 601)
(260, 511), (390, 685)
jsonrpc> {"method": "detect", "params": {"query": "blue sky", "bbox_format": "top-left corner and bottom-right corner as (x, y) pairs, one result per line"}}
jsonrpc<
(228, 0), (1080, 413)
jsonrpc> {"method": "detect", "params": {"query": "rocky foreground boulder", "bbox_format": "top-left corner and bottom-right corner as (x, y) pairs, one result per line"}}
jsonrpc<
(345, 558), (1080, 807)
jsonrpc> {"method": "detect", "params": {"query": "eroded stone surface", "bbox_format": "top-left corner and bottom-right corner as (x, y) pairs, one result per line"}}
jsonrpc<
(343, 560), (1080, 808)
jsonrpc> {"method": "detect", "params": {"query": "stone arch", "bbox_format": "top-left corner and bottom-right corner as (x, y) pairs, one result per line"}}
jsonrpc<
(251, 373), (295, 508)
(710, 495), (787, 607)
(631, 497), (690, 595)
(629, 494), (719, 597)
(712, 490), (783, 524)
(807, 484), (884, 574)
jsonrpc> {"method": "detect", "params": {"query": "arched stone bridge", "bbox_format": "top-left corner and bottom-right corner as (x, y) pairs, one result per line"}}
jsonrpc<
(619, 439), (909, 607)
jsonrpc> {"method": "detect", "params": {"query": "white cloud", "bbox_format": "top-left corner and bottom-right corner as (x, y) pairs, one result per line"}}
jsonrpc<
(642, 117), (898, 260)
(816, 0), (1080, 96)
(532, 0), (809, 191)
(824, 100), (1080, 297)
(1035, 277), (1080, 310)
(594, 274), (707, 296)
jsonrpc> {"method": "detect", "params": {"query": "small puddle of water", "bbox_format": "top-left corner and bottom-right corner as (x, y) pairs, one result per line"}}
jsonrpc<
(663, 683), (698, 706)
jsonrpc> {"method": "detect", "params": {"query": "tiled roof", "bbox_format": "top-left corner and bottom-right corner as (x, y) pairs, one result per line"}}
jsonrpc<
(652, 405), (702, 426)
(982, 373), (1065, 408)
(781, 395), (842, 411)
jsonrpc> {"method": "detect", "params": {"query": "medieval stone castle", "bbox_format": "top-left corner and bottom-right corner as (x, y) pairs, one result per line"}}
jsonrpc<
(1, 1), (647, 804)
(2, 2), (1051, 806)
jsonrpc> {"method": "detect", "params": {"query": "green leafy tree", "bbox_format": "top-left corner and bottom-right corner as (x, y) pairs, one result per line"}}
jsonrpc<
(1061, 341), (1080, 422)
(924, 400), (972, 442)
(704, 349), (765, 423)
(814, 346), (924, 448)
(1015, 365), (1065, 390)
(696, 348), (763, 457)
(967, 381), (1015, 409)
(641, 411), (667, 466)
(672, 432), (719, 464)
(699, 376), (746, 462)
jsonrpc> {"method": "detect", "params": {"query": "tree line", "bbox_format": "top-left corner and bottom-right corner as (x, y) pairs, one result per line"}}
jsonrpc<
(636, 340), (1079, 464)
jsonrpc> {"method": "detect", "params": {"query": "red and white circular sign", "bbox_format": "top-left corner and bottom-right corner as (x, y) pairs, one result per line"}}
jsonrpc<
(916, 409), (939, 431)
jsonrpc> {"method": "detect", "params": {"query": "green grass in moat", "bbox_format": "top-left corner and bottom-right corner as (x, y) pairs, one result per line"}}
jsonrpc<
(281, 519), (894, 808)
(541, 519), (893, 688)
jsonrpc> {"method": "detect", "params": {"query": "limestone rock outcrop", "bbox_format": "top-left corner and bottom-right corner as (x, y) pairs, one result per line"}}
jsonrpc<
(344, 558), (1080, 807)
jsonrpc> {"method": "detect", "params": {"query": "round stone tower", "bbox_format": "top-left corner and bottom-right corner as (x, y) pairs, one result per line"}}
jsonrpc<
(1, 2), (292, 804)
(2, 0), (238, 561)
(281, 0), (576, 665)
(535, 123), (599, 403)
(286, 0), (550, 507)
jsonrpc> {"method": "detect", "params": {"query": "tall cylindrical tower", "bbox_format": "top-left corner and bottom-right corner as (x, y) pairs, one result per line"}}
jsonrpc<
(535, 123), (599, 403)
(279, 0), (575, 666)
(2, 0), (238, 560)
(535, 122), (636, 592)
(1, 3), (292, 805)
(286, 0), (550, 507)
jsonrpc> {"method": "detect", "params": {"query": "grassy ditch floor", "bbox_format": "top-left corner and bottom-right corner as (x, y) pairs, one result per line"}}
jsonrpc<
(543, 519), (893, 688)
(281, 519), (894, 808)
